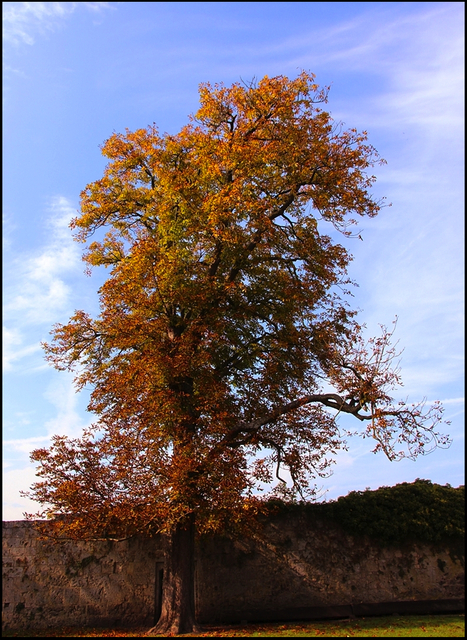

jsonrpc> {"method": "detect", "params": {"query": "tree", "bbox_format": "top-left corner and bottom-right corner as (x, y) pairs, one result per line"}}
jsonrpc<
(25, 73), (450, 635)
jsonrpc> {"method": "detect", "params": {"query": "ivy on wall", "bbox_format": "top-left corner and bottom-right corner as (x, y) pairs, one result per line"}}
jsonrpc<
(268, 479), (465, 547)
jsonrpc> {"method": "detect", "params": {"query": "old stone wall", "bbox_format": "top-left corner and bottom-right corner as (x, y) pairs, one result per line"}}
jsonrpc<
(196, 510), (464, 623)
(2, 521), (163, 630)
(3, 514), (464, 630)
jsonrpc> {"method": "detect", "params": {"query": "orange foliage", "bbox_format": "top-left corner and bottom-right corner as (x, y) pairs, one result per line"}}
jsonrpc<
(24, 73), (450, 540)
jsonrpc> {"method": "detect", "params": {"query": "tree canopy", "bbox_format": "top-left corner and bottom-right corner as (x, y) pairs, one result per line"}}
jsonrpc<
(24, 73), (450, 634)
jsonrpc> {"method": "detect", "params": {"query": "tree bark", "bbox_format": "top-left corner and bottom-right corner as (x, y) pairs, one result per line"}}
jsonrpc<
(147, 515), (200, 635)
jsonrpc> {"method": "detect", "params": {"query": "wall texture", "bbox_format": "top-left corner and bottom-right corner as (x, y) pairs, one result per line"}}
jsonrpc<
(3, 512), (464, 631)
(197, 510), (464, 623)
(2, 520), (162, 630)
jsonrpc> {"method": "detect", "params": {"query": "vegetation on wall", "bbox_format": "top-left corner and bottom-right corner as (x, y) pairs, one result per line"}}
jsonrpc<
(270, 479), (465, 547)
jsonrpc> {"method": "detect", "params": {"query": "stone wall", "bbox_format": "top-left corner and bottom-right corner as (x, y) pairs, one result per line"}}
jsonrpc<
(2, 521), (162, 630)
(197, 510), (464, 623)
(3, 513), (464, 630)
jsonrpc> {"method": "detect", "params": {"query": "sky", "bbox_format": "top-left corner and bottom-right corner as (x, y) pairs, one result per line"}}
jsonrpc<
(3, 1), (464, 521)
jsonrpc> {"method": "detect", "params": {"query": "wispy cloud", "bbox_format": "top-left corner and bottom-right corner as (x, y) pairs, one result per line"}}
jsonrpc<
(5, 197), (81, 323)
(4, 373), (91, 451)
(3, 196), (82, 372)
(2, 327), (42, 372)
(284, 4), (462, 73)
(306, 6), (466, 404)
(3, 371), (93, 519)
(2, 464), (44, 520)
(300, 6), (463, 137)
(42, 373), (92, 439)
(2, 1), (113, 46)
(435, 397), (465, 406)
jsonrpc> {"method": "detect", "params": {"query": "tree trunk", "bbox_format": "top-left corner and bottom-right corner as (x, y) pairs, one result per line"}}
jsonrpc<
(147, 515), (200, 635)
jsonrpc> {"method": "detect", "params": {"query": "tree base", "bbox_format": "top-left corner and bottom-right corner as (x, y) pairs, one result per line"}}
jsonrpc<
(146, 621), (203, 636)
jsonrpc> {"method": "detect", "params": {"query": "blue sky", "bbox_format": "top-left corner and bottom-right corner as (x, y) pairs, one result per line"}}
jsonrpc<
(3, 1), (464, 520)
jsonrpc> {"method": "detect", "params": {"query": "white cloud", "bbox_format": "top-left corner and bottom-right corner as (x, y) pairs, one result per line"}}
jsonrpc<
(2, 372), (93, 520)
(42, 373), (92, 439)
(2, 326), (42, 371)
(2, 467), (33, 519)
(2, 1), (112, 46)
(3, 196), (84, 373)
(3, 435), (54, 457)
(286, 4), (462, 72)
(277, 4), (463, 132)
(326, 8), (465, 404)
(4, 196), (81, 325)
(2, 464), (47, 521)
(3, 377), (89, 452)
(435, 397), (465, 406)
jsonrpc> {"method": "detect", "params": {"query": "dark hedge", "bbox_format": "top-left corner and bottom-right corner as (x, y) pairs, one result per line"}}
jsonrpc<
(267, 479), (465, 547)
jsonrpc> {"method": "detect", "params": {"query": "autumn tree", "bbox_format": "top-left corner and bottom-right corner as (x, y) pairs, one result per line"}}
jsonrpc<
(25, 73), (449, 635)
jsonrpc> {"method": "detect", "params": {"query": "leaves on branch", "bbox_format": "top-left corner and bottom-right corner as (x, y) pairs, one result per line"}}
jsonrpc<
(25, 73), (450, 540)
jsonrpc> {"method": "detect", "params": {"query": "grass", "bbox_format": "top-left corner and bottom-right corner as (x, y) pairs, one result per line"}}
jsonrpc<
(2, 614), (464, 637)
